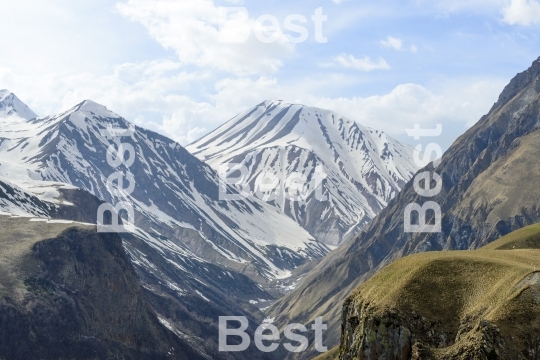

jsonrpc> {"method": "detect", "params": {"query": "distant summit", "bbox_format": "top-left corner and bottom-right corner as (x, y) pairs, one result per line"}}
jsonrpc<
(0, 90), (38, 120)
(188, 100), (419, 246)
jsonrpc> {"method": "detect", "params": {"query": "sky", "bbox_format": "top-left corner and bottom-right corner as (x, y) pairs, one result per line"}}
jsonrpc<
(1, 0), (539, 150)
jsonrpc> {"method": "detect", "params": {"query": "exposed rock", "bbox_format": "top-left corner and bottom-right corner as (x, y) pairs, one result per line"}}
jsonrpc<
(337, 224), (540, 360)
(0, 217), (205, 359)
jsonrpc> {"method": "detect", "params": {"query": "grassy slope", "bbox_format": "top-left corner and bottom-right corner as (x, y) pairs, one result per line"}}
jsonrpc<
(346, 223), (540, 356)
(312, 346), (339, 360)
(481, 223), (540, 250)
(450, 130), (540, 248)
(0, 216), (92, 299)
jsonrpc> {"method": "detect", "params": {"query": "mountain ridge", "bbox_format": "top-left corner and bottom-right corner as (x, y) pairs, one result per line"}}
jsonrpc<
(0, 93), (329, 359)
(0, 90), (38, 120)
(188, 100), (419, 246)
(267, 56), (540, 359)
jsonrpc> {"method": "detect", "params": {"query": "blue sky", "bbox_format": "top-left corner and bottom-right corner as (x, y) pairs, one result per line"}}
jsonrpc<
(1, 0), (539, 149)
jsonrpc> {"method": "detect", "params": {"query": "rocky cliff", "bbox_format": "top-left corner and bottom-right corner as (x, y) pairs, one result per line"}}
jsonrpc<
(339, 224), (540, 360)
(0, 216), (205, 359)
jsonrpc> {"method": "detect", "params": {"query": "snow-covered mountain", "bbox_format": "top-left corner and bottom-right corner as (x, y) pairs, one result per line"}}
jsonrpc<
(0, 89), (37, 120)
(188, 100), (419, 246)
(0, 92), (335, 357)
(0, 178), (51, 217)
(0, 95), (328, 282)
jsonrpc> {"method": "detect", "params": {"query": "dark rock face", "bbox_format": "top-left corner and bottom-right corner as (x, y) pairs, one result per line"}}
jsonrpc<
(0, 227), (205, 360)
(52, 188), (113, 224)
(268, 56), (540, 356)
(339, 302), (511, 360)
(340, 303), (412, 360)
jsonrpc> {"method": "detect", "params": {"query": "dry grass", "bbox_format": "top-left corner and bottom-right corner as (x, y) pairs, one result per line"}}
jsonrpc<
(481, 223), (540, 250)
(312, 346), (339, 360)
(0, 216), (93, 299)
(347, 223), (540, 356)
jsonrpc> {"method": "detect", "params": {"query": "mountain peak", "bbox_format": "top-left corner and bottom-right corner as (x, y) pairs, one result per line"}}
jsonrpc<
(188, 101), (419, 246)
(0, 89), (11, 101)
(0, 90), (38, 120)
(492, 56), (540, 112)
(262, 99), (285, 105)
(61, 99), (124, 124)
(76, 99), (113, 114)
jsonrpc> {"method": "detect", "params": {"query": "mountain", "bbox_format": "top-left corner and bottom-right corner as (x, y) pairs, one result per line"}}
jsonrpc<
(0, 176), (110, 224)
(0, 90), (37, 120)
(339, 224), (540, 359)
(267, 56), (540, 358)
(0, 95), (331, 359)
(188, 101), (418, 246)
(0, 178), (52, 217)
(0, 216), (206, 360)
(0, 99), (328, 280)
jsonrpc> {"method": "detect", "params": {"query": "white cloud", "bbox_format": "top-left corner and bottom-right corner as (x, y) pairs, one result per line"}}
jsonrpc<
(332, 54), (390, 71)
(0, 57), (506, 148)
(0, 0), (516, 149)
(502, 0), (540, 26)
(116, 0), (295, 75)
(177, 75), (506, 146)
(309, 79), (506, 135)
(0, 59), (213, 137)
(380, 36), (418, 52)
(380, 36), (403, 50)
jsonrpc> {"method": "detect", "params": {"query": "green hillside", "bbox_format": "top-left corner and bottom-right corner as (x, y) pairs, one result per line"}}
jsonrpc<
(0, 217), (91, 299)
(340, 223), (540, 359)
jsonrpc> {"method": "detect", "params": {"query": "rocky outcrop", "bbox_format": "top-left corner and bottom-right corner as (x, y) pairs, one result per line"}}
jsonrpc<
(337, 224), (540, 360)
(340, 303), (413, 359)
(0, 221), (205, 359)
(339, 303), (511, 360)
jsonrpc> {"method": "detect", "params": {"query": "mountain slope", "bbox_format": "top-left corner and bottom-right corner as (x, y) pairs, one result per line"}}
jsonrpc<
(0, 90), (37, 120)
(0, 216), (206, 360)
(188, 101), (418, 246)
(340, 224), (540, 359)
(268, 56), (540, 357)
(0, 95), (331, 359)
(0, 176), (108, 224)
(0, 99), (328, 281)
